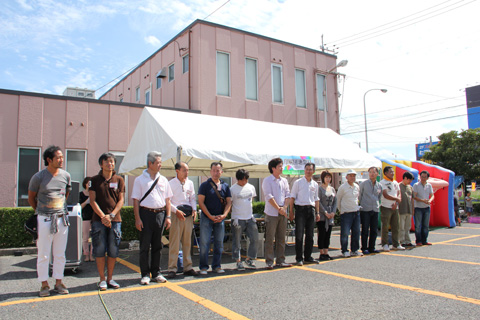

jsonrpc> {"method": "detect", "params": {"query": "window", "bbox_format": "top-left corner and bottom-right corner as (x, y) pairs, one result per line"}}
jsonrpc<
(86, 92), (94, 98)
(245, 58), (258, 100)
(66, 150), (86, 184)
(17, 148), (40, 206)
(316, 74), (327, 111)
(295, 69), (306, 108)
(216, 51), (230, 96)
(183, 54), (189, 73)
(249, 177), (260, 202)
(168, 64), (175, 82)
(156, 77), (162, 89)
(77, 92), (84, 97)
(112, 153), (128, 205)
(220, 177), (232, 187)
(135, 87), (140, 101)
(272, 64), (283, 104)
(145, 88), (151, 105)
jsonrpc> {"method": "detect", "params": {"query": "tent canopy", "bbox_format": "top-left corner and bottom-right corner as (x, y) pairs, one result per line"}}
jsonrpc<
(119, 107), (381, 178)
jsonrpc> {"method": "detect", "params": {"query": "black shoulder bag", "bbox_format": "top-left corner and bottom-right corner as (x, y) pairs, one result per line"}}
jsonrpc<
(139, 177), (160, 204)
(209, 181), (227, 213)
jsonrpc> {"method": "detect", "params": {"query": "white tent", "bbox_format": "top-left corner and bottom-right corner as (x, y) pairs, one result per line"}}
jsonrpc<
(119, 107), (381, 178)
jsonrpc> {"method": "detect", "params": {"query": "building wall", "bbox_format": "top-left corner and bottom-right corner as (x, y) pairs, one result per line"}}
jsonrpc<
(100, 20), (340, 132)
(0, 90), (156, 207)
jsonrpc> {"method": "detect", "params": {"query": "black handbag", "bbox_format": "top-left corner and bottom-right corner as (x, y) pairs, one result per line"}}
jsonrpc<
(24, 214), (38, 240)
(177, 204), (193, 217)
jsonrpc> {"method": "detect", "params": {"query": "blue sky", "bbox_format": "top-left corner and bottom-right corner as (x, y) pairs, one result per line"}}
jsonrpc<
(1, 0), (479, 160)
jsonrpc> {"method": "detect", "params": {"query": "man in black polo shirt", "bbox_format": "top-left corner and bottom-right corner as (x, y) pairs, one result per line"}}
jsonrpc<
(197, 162), (232, 275)
(89, 153), (125, 291)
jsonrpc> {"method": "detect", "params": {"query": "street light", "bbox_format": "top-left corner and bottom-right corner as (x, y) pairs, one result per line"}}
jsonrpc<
(363, 88), (388, 153)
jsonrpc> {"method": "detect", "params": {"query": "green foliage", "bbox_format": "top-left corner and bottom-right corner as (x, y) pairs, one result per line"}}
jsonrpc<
(423, 129), (480, 182)
(0, 207), (36, 248)
(119, 206), (139, 241)
(252, 202), (265, 215)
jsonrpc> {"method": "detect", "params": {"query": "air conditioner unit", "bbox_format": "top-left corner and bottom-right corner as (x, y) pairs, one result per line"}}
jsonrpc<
(156, 67), (167, 78)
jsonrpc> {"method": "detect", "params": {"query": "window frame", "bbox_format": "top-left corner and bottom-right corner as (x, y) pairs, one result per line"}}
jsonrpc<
(271, 63), (284, 104)
(135, 87), (140, 102)
(145, 87), (151, 105)
(245, 57), (258, 101)
(65, 149), (87, 186)
(156, 76), (162, 89)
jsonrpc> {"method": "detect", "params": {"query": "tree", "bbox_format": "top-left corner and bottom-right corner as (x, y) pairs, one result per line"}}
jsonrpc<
(422, 128), (480, 183)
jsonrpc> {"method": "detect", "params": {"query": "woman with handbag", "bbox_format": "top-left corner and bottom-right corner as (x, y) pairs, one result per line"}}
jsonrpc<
(80, 177), (94, 261)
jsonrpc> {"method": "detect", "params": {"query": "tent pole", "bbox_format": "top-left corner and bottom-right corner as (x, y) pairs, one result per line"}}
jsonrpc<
(176, 146), (182, 164)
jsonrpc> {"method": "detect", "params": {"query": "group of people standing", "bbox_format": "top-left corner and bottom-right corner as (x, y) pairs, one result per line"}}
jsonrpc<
(338, 166), (435, 258)
(28, 147), (434, 298)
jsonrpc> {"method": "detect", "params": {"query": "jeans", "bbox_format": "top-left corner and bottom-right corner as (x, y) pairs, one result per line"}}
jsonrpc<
(199, 213), (225, 271)
(139, 208), (166, 278)
(232, 218), (258, 261)
(92, 221), (122, 258)
(294, 205), (315, 262)
(380, 207), (400, 247)
(340, 211), (360, 253)
(360, 210), (378, 252)
(414, 207), (430, 244)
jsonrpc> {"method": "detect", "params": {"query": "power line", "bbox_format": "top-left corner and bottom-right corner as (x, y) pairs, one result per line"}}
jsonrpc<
(204, 0), (231, 20)
(328, 0), (453, 45)
(343, 96), (464, 119)
(94, 63), (140, 93)
(341, 110), (473, 135)
(333, 0), (476, 48)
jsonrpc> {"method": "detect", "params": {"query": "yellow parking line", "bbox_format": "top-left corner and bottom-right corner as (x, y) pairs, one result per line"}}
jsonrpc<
(300, 267), (480, 306)
(382, 252), (480, 266)
(116, 257), (250, 320)
(433, 234), (480, 244)
(430, 232), (476, 236)
(439, 243), (480, 248)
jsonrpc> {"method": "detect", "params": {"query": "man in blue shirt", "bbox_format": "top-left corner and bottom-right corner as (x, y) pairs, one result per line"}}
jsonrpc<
(198, 162), (232, 275)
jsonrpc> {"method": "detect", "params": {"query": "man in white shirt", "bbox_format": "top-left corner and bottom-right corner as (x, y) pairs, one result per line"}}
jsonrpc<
(289, 163), (324, 265)
(230, 169), (259, 270)
(167, 162), (198, 279)
(132, 151), (173, 285)
(262, 158), (293, 269)
(336, 169), (362, 257)
(379, 166), (404, 251)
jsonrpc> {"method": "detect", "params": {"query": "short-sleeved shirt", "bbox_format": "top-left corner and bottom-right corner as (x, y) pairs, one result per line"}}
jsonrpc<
(169, 177), (196, 213)
(198, 178), (231, 216)
(131, 170), (172, 209)
(89, 170), (125, 222)
(79, 191), (94, 220)
(290, 177), (319, 206)
(230, 183), (256, 220)
(399, 183), (413, 214)
(379, 179), (400, 208)
(465, 197), (473, 208)
(28, 169), (72, 215)
(359, 179), (382, 212)
(413, 182), (433, 208)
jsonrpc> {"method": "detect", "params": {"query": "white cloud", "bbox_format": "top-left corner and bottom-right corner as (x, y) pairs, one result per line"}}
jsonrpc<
(144, 35), (161, 47)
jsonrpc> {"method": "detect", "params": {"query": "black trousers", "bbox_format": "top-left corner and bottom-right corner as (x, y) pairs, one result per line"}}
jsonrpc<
(316, 222), (333, 249)
(139, 208), (166, 278)
(360, 210), (378, 252)
(294, 205), (315, 262)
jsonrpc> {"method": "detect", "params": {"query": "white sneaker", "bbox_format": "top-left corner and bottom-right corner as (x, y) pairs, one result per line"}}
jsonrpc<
(199, 269), (208, 275)
(342, 251), (351, 258)
(98, 280), (107, 291)
(383, 245), (390, 252)
(394, 245), (406, 250)
(151, 275), (167, 283)
(214, 268), (225, 274)
(140, 277), (150, 285)
(351, 251), (363, 256)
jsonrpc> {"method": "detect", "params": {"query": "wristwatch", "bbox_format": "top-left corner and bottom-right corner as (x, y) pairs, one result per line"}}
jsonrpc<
(109, 213), (115, 219)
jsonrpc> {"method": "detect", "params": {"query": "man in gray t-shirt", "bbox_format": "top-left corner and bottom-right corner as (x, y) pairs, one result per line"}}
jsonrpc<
(28, 146), (71, 297)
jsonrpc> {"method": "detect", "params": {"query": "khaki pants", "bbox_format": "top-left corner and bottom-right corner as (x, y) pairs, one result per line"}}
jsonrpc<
(399, 213), (412, 244)
(168, 214), (194, 272)
(265, 215), (287, 266)
(380, 207), (400, 247)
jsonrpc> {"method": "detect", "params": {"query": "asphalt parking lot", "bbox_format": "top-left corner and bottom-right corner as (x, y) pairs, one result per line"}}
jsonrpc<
(1, 223), (479, 319)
